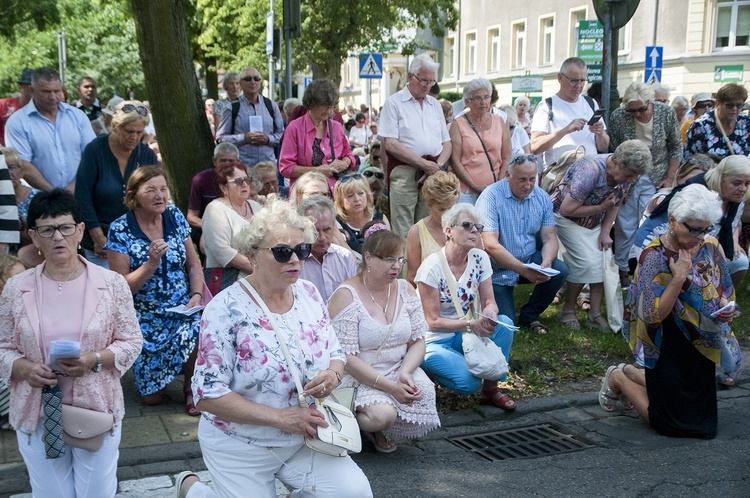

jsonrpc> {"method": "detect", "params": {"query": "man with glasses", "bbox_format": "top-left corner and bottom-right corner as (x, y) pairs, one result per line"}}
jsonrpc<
(5, 67), (95, 191)
(378, 53), (451, 237)
(680, 92), (714, 143)
(530, 57), (609, 170)
(215, 66), (284, 169)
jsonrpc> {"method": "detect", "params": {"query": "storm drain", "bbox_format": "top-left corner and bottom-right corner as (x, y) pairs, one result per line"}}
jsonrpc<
(446, 423), (596, 462)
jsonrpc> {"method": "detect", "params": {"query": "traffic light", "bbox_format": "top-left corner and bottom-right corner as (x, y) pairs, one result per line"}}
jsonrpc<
(283, 0), (301, 39)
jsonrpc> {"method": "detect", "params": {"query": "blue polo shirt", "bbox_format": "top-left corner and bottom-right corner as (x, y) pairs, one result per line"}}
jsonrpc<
(4, 100), (95, 187)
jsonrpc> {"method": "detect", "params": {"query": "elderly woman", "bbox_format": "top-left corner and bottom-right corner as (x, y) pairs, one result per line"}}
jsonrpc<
(202, 161), (262, 293)
(514, 96), (532, 135)
(671, 96), (690, 125)
(609, 82), (683, 285)
(501, 105), (532, 155)
(74, 100), (157, 268)
(279, 79), (356, 191)
(0, 189), (141, 496)
(449, 78), (511, 205)
(190, 198), (372, 497)
(416, 204), (517, 410)
(106, 167), (204, 414)
(213, 72), (241, 128)
(335, 173), (390, 254)
(680, 93), (714, 143)
(328, 224), (440, 453)
(686, 83), (749, 158)
(551, 140), (651, 330)
(406, 171), (460, 284)
(601, 185), (742, 439)
(289, 171), (331, 205)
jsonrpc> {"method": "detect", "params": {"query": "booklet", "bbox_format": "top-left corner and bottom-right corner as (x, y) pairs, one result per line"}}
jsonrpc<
(523, 262), (560, 277)
(710, 301), (735, 318)
(49, 340), (81, 368)
(166, 304), (204, 316)
(248, 115), (263, 133)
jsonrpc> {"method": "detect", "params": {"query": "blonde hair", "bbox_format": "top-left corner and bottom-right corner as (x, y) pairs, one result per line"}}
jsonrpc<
(705, 155), (750, 202)
(0, 147), (22, 168)
(290, 171), (330, 205)
(334, 175), (374, 222)
(422, 171), (460, 207)
(112, 100), (151, 131)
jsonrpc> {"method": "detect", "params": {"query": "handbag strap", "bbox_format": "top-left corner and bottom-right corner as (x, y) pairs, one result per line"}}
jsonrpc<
(463, 114), (497, 183)
(437, 249), (477, 320)
(714, 116), (736, 155)
(328, 118), (336, 160)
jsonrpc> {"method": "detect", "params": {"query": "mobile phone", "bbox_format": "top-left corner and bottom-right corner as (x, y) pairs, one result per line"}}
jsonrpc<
(415, 170), (424, 182)
(587, 109), (605, 126)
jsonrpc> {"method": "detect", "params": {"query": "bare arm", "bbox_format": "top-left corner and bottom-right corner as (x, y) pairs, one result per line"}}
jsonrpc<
(186, 209), (203, 229)
(405, 225), (422, 285)
(108, 247), (161, 294)
(539, 225), (559, 268)
(382, 137), (433, 171)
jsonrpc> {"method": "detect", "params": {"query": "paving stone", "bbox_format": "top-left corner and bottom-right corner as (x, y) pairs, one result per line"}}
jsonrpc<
(161, 413), (200, 442)
(547, 407), (595, 423)
(120, 415), (171, 448)
(117, 475), (173, 493)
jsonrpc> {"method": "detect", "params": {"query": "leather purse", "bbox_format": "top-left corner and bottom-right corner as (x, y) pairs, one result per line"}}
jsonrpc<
(61, 404), (115, 452)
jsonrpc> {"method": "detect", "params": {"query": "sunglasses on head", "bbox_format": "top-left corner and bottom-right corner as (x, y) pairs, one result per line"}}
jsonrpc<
(511, 154), (538, 165)
(339, 173), (362, 183)
(455, 221), (484, 232)
(363, 170), (384, 179)
(242, 75), (262, 82)
(120, 104), (148, 117)
(255, 243), (312, 263)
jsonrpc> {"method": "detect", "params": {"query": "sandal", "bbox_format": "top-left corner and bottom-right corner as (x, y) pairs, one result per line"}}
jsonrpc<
(598, 365), (620, 412)
(185, 392), (200, 417)
(617, 363), (633, 410)
(576, 296), (591, 311)
(525, 320), (548, 335)
(559, 309), (580, 330)
(173, 471), (200, 498)
(482, 386), (516, 410)
(586, 313), (610, 332)
(363, 431), (398, 453)
(551, 291), (562, 306)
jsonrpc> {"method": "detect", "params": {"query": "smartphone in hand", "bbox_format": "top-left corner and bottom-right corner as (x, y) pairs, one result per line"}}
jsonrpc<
(587, 109), (606, 126)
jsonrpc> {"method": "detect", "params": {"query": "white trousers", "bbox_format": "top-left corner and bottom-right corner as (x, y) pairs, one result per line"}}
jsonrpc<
(17, 420), (121, 498)
(194, 418), (372, 498)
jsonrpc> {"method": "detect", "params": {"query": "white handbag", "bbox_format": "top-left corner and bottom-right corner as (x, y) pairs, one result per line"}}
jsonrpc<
(240, 279), (361, 457)
(602, 248), (623, 333)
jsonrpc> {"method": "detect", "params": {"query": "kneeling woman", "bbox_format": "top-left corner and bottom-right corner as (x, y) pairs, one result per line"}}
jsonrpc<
(602, 185), (742, 438)
(416, 204), (516, 410)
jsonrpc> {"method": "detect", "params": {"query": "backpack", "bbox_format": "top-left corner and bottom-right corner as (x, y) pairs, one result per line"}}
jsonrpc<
(540, 145), (587, 193)
(230, 96), (278, 135)
(545, 95), (596, 123)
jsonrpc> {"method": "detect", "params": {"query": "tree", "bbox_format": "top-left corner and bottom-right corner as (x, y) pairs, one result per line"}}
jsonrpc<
(130, 0), (214, 210)
(0, 0), (60, 39)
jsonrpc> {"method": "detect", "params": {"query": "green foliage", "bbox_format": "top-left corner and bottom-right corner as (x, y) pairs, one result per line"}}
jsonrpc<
(0, 0), (60, 39)
(438, 91), (461, 102)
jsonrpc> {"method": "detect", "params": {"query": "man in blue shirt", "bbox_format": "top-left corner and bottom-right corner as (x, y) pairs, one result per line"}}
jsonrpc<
(215, 66), (284, 169)
(476, 155), (568, 334)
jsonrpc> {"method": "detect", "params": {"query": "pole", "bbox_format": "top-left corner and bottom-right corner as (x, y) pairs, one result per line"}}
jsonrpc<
(268, 1), (275, 102)
(602, 2), (612, 124)
(285, 30), (292, 98)
(57, 28), (67, 86)
(652, 0), (659, 46)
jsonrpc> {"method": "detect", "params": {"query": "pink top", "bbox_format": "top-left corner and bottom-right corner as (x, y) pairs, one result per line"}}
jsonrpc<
(279, 112), (356, 190)
(454, 114), (505, 191)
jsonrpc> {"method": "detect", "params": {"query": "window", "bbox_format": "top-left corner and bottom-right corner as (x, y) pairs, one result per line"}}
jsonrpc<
(569, 8), (587, 56)
(539, 16), (555, 66)
(488, 27), (501, 72)
(617, 22), (631, 55)
(715, 0), (750, 49)
(465, 32), (477, 74)
(444, 37), (455, 77)
(511, 21), (526, 69)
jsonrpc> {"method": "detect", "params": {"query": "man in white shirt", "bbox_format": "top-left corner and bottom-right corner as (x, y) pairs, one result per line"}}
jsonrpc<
(378, 53), (451, 237)
(530, 57), (609, 169)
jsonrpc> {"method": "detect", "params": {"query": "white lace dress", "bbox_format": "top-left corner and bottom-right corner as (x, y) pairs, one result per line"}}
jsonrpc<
(332, 280), (441, 440)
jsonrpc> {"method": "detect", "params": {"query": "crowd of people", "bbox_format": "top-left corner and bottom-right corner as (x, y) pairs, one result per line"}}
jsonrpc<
(0, 53), (747, 496)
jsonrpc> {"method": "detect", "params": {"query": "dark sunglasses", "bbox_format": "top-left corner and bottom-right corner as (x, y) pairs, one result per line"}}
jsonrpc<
(723, 102), (745, 110)
(339, 173), (362, 183)
(626, 104), (650, 114)
(363, 170), (384, 179)
(456, 221), (484, 232)
(230, 177), (250, 186)
(120, 104), (148, 117)
(682, 222), (712, 236)
(371, 155), (381, 161)
(695, 102), (714, 110)
(255, 243), (312, 263)
(242, 75), (262, 82)
(511, 154), (538, 165)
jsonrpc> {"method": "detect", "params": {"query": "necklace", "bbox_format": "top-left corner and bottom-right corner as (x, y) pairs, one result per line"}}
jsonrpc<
(363, 276), (391, 317)
(227, 198), (249, 218)
(43, 263), (81, 291)
(661, 233), (679, 252)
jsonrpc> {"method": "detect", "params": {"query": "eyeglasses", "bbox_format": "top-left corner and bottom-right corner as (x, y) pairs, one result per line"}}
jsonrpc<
(120, 104), (148, 117)
(722, 102), (745, 110)
(560, 73), (587, 85)
(412, 74), (436, 87)
(626, 104), (650, 114)
(255, 243), (312, 263)
(469, 95), (491, 103)
(31, 223), (78, 238)
(455, 221), (484, 232)
(242, 75), (262, 82)
(339, 173), (362, 183)
(681, 221), (712, 236)
(363, 170), (384, 179)
(356, 120), (365, 124)
(377, 255), (407, 266)
(371, 155), (381, 161)
(511, 154), (538, 165)
(695, 102), (714, 110)
(230, 177), (250, 186)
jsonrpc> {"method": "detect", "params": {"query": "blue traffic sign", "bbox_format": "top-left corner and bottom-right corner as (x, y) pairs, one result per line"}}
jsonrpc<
(359, 53), (383, 79)
(645, 46), (663, 69)
(644, 68), (662, 84)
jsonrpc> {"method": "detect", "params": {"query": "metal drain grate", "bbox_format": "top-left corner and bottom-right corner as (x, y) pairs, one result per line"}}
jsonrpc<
(446, 423), (596, 462)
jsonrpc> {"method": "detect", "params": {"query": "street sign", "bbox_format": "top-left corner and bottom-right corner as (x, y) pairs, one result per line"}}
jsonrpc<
(593, 0), (641, 30)
(359, 53), (383, 79)
(644, 68), (662, 84)
(587, 64), (603, 82)
(644, 46), (663, 83)
(304, 76), (313, 88)
(577, 20), (604, 65)
(265, 12), (274, 56)
(511, 76), (543, 93)
(714, 65), (744, 82)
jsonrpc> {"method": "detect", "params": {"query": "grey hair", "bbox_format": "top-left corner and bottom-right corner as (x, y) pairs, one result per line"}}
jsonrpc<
(247, 167), (263, 190)
(560, 57), (586, 73)
(612, 140), (652, 176)
(297, 194), (335, 220)
(501, 105), (517, 127)
(651, 82), (670, 101)
(31, 67), (60, 86)
(514, 96), (530, 107)
(234, 197), (317, 256)
(221, 71), (240, 90)
(622, 82), (655, 106)
(283, 98), (301, 116)
(705, 155), (750, 202)
(409, 53), (439, 74)
(462, 78), (492, 100)
(441, 203), (480, 231)
(507, 154), (538, 174)
(668, 184), (722, 224)
(213, 142), (239, 158)
(671, 96), (689, 110)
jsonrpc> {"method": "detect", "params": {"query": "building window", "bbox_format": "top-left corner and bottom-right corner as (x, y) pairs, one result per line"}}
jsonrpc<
(569, 8), (587, 57)
(465, 32), (477, 74)
(715, 0), (750, 49)
(445, 37), (455, 77)
(488, 27), (501, 72)
(539, 16), (555, 66)
(511, 21), (526, 69)
(617, 22), (631, 55)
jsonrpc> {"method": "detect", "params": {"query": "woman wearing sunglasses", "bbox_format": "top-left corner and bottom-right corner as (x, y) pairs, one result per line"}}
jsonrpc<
(334, 173), (390, 255)
(362, 165), (389, 219)
(328, 223), (439, 453)
(685, 83), (749, 159)
(201, 161), (262, 293)
(189, 198), (372, 497)
(0, 189), (141, 497)
(107, 167), (205, 414)
(415, 204), (517, 411)
(74, 100), (157, 269)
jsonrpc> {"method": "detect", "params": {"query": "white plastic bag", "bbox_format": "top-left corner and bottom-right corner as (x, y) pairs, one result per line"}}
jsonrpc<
(602, 248), (623, 333)
(462, 332), (509, 380)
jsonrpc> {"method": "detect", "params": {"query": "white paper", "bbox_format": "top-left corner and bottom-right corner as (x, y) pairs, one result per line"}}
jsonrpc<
(523, 262), (560, 277)
(710, 301), (735, 318)
(49, 340), (81, 368)
(248, 115), (263, 133)
(166, 304), (204, 316)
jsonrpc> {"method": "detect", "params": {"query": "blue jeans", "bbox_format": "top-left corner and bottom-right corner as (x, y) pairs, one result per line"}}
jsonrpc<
(493, 250), (568, 325)
(421, 316), (514, 395)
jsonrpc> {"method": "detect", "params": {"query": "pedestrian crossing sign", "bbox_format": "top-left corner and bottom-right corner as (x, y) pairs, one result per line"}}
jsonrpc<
(359, 53), (383, 79)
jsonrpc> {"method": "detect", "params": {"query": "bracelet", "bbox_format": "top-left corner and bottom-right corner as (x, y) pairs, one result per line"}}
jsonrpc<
(466, 319), (473, 333)
(327, 368), (342, 383)
(190, 291), (203, 299)
(373, 374), (381, 388)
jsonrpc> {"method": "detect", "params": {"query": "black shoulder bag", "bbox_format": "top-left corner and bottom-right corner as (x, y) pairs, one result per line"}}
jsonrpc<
(463, 114), (497, 183)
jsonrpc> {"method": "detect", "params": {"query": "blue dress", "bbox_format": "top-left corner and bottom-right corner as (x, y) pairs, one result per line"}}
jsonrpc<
(106, 205), (200, 396)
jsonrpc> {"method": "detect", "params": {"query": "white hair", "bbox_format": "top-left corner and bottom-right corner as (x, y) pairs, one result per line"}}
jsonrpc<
(462, 78), (492, 99)
(668, 184), (722, 224)
(441, 203), (480, 231)
(409, 53), (439, 75)
(234, 197), (316, 256)
(514, 96), (530, 107)
(622, 82), (655, 106)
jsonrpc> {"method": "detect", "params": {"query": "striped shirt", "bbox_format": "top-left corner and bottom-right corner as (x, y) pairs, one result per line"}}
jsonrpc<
(476, 180), (554, 286)
(0, 154), (19, 244)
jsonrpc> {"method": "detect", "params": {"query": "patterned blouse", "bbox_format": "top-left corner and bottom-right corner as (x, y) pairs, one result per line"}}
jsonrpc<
(685, 111), (750, 159)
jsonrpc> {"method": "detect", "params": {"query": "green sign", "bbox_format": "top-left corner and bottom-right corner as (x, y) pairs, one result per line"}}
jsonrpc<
(714, 65), (744, 82)
(577, 20), (603, 65)
(587, 64), (602, 82)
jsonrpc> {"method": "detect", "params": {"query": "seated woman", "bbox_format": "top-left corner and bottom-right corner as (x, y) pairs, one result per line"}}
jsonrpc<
(289, 171), (332, 205)
(334, 173), (390, 255)
(601, 184), (742, 439)
(406, 171), (460, 284)
(415, 204), (516, 410)
(107, 167), (204, 414)
(328, 223), (440, 454)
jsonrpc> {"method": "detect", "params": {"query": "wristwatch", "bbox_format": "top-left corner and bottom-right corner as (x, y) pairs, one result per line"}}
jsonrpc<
(93, 352), (102, 373)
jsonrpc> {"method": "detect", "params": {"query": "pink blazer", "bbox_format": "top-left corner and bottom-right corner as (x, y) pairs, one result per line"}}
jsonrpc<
(0, 257), (142, 430)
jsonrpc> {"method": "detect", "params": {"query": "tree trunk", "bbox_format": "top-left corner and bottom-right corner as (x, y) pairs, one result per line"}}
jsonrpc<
(311, 56), (344, 88)
(130, 0), (214, 211)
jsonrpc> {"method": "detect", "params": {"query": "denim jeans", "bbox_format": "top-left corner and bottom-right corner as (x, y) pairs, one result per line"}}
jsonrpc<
(493, 250), (568, 325)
